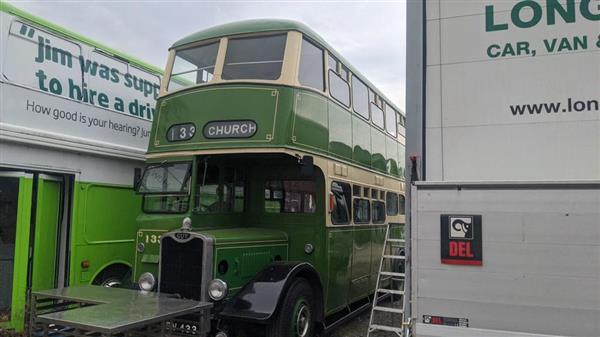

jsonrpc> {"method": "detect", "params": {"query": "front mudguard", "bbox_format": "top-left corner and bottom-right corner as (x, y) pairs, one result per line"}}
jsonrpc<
(218, 261), (323, 324)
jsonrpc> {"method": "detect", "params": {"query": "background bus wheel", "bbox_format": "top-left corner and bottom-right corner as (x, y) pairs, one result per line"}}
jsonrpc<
(92, 265), (130, 288)
(266, 278), (315, 337)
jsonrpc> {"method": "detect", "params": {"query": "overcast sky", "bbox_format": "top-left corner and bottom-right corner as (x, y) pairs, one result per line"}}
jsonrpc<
(7, 0), (406, 109)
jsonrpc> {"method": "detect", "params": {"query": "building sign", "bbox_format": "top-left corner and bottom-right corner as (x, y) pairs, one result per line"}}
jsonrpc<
(441, 215), (482, 266)
(203, 120), (257, 139)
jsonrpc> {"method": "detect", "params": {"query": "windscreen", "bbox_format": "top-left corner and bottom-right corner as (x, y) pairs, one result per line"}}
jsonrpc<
(168, 42), (219, 91)
(222, 34), (286, 80)
(138, 162), (191, 194)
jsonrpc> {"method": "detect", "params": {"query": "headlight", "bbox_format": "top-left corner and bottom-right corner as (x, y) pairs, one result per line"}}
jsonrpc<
(208, 279), (228, 301)
(138, 272), (156, 291)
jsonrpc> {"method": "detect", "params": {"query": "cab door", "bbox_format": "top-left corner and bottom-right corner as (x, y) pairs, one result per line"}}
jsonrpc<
(0, 172), (33, 331)
(30, 175), (64, 291)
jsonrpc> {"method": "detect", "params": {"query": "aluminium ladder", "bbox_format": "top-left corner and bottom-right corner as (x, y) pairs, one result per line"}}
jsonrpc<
(367, 223), (409, 337)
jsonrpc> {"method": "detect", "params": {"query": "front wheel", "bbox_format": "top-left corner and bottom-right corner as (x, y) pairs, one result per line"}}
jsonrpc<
(266, 278), (315, 337)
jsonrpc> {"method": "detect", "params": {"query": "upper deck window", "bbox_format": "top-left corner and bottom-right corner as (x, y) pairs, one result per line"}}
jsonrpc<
(328, 55), (350, 107)
(168, 42), (219, 91)
(371, 91), (385, 129)
(385, 103), (397, 137)
(222, 34), (286, 80)
(352, 77), (369, 120)
(298, 38), (324, 91)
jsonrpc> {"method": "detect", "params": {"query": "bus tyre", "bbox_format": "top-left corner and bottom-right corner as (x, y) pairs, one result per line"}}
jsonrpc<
(267, 278), (315, 337)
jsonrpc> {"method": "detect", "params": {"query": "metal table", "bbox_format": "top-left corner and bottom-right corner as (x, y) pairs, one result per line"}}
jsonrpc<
(30, 286), (212, 337)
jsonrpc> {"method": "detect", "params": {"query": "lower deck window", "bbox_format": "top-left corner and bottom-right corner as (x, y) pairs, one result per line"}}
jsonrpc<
(265, 180), (316, 213)
(353, 199), (370, 224)
(331, 181), (351, 225)
(195, 161), (245, 213)
(372, 201), (386, 224)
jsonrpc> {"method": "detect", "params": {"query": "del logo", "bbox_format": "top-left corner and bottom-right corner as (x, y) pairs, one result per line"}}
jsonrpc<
(449, 217), (473, 239)
(441, 215), (482, 266)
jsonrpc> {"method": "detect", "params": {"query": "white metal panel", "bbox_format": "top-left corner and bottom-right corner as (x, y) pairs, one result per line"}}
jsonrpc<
(426, 19), (441, 66)
(412, 185), (600, 337)
(416, 323), (571, 337)
(425, 65), (442, 128)
(441, 120), (599, 181)
(426, 0), (440, 20)
(424, 126), (443, 180)
(0, 140), (140, 186)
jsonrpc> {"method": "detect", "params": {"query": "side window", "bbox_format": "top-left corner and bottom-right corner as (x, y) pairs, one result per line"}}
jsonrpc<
(299, 38), (324, 91)
(385, 103), (398, 137)
(353, 199), (370, 224)
(4, 21), (83, 95)
(399, 194), (406, 215)
(372, 201), (386, 224)
(352, 184), (361, 197)
(328, 55), (350, 107)
(371, 91), (385, 129)
(329, 70), (350, 107)
(265, 180), (316, 214)
(331, 181), (351, 225)
(195, 163), (245, 213)
(386, 192), (398, 216)
(352, 77), (369, 119)
(398, 113), (406, 137)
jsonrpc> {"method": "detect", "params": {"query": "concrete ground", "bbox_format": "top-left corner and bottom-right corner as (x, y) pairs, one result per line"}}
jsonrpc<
(329, 307), (403, 337)
(329, 309), (370, 337)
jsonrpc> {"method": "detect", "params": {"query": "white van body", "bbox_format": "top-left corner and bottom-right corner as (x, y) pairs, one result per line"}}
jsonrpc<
(406, 1), (599, 336)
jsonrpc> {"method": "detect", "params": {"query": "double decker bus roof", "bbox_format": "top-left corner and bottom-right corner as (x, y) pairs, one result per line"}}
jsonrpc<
(171, 18), (404, 115)
(0, 2), (163, 76)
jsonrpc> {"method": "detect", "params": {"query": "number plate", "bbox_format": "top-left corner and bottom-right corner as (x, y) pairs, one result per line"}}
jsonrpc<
(166, 319), (202, 335)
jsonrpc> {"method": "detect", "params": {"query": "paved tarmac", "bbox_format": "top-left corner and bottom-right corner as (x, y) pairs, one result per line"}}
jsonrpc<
(329, 309), (370, 337)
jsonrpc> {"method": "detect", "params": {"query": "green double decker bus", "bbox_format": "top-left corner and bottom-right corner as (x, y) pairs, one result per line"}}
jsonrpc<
(133, 19), (406, 337)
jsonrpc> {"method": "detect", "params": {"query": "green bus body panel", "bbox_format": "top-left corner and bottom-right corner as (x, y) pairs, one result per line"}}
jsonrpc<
(150, 86), (403, 178)
(350, 228), (374, 302)
(151, 85), (287, 151)
(207, 228), (288, 246)
(3, 177), (32, 331)
(69, 182), (140, 285)
(352, 117), (372, 167)
(327, 101), (353, 159)
(292, 91), (329, 151)
(31, 179), (61, 291)
(325, 229), (353, 313)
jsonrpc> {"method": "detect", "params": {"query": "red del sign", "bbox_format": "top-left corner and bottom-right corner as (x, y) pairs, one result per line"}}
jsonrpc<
(441, 215), (482, 266)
